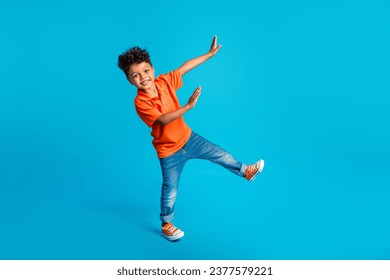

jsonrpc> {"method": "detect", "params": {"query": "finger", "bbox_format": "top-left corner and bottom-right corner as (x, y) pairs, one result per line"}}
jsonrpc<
(193, 90), (200, 99)
(213, 45), (222, 54)
(211, 36), (217, 49)
(193, 88), (201, 98)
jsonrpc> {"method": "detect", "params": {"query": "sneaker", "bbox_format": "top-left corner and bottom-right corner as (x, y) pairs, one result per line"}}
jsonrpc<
(244, 159), (264, 181)
(161, 222), (184, 241)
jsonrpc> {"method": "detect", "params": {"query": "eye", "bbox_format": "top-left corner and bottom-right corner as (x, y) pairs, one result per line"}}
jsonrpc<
(132, 73), (139, 79)
(145, 69), (150, 73)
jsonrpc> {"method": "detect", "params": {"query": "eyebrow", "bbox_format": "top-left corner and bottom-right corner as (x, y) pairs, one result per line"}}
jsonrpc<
(130, 66), (150, 76)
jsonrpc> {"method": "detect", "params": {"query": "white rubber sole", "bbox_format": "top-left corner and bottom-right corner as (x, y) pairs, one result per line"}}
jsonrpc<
(162, 230), (185, 242)
(249, 159), (265, 182)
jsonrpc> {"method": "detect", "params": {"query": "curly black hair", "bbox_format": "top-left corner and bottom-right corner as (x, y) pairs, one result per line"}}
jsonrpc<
(117, 46), (153, 79)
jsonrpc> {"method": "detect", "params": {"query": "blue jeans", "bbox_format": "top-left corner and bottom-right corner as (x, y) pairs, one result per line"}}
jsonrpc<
(159, 131), (247, 223)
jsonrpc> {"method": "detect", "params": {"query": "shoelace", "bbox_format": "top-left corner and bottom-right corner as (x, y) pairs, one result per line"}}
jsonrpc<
(245, 164), (257, 175)
(164, 224), (178, 235)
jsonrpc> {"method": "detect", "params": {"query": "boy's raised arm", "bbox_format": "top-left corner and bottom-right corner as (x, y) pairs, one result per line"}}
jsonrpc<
(178, 35), (222, 76)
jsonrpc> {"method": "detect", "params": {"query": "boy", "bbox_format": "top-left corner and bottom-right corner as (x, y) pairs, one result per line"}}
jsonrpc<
(118, 36), (264, 241)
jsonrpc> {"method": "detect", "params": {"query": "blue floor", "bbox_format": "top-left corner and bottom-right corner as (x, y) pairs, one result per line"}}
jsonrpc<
(1, 145), (389, 260)
(1, 0), (390, 260)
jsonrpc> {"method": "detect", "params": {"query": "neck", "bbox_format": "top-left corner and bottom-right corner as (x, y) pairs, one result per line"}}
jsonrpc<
(143, 84), (158, 97)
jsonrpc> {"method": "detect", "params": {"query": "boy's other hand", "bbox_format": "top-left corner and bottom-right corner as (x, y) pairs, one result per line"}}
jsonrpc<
(209, 35), (222, 56)
(187, 86), (202, 109)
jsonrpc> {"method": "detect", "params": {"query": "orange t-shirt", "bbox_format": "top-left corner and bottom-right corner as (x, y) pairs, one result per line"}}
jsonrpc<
(134, 69), (192, 158)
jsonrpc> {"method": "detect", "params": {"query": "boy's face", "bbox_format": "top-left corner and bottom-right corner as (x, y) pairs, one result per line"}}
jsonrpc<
(127, 62), (155, 92)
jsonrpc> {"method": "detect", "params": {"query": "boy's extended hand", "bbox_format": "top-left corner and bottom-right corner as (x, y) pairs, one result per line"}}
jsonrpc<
(178, 35), (222, 76)
(209, 35), (222, 56)
(156, 86), (201, 125)
(186, 86), (201, 109)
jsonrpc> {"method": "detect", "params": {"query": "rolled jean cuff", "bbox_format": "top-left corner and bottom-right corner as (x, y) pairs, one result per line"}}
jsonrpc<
(160, 212), (174, 223)
(239, 163), (247, 177)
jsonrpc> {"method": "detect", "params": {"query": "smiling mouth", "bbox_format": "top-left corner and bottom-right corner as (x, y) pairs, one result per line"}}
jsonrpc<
(141, 80), (150, 86)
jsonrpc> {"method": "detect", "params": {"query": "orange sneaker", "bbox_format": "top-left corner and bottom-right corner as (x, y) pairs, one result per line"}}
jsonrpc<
(244, 159), (264, 181)
(161, 222), (184, 241)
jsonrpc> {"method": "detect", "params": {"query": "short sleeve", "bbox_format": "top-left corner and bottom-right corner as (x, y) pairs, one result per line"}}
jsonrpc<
(160, 69), (183, 90)
(134, 99), (161, 128)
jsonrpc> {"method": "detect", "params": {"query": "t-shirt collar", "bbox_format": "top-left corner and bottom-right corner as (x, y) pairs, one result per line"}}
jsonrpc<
(136, 89), (154, 101)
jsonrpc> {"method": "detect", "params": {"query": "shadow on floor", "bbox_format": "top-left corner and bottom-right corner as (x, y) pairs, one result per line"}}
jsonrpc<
(92, 198), (161, 237)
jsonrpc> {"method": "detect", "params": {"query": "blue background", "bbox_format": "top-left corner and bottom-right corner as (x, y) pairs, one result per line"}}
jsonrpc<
(1, 0), (389, 259)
